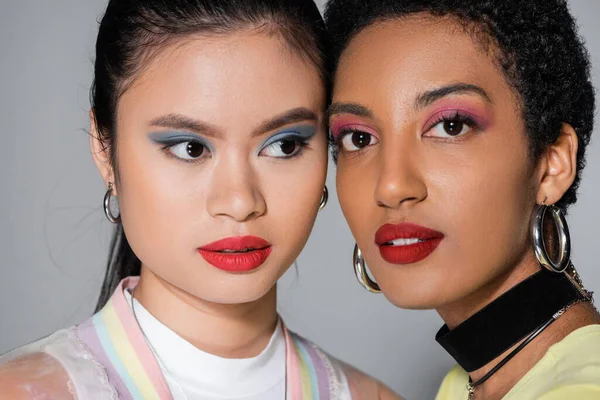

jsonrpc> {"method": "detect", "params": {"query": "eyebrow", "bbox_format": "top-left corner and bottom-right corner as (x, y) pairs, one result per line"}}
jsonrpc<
(149, 107), (318, 139)
(327, 84), (491, 121)
(326, 102), (374, 120)
(150, 114), (222, 139)
(415, 83), (492, 109)
(251, 107), (318, 137)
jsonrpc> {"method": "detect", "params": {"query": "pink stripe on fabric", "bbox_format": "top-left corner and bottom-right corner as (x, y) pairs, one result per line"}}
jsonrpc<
(283, 322), (304, 399)
(294, 335), (331, 399)
(76, 318), (133, 399)
(114, 277), (174, 400)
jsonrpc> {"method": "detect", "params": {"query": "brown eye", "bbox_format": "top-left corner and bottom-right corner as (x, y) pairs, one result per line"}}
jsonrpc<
(351, 132), (372, 148)
(426, 118), (471, 138)
(260, 138), (304, 158)
(279, 139), (299, 155)
(168, 141), (208, 160)
(186, 142), (205, 158)
(340, 130), (379, 152)
(443, 120), (465, 136)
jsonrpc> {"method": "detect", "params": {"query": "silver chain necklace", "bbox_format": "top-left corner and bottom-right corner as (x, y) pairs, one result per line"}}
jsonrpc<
(130, 290), (191, 400)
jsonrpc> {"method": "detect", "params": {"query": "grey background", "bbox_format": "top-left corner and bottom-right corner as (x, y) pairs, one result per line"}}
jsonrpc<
(0, 1), (598, 398)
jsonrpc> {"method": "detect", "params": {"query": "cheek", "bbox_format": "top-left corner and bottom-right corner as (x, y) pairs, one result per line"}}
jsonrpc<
(264, 155), (327, 241)
(115, 134), (205, 261)
(336, 157), (377, 237)
(429, 138), (535, 256)
(335, 160), (357, 223)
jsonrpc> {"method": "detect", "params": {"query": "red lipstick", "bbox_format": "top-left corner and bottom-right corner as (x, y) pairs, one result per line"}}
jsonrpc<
(198, 236), (272, 272)
(375, 223), (444, 265)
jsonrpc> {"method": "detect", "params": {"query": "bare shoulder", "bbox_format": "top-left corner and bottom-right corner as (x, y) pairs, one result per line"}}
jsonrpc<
(0, 352), (75, 399)
(343, 363), (405, 400)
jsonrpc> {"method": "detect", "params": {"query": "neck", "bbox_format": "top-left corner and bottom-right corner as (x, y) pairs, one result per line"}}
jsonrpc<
(436, 251), (600, 399)
(133, 267), (279, 359)
(437, 251), (541, 329)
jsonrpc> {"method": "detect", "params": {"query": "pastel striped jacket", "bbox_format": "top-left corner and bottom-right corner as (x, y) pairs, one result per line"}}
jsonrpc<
(0, 277), (394, 399)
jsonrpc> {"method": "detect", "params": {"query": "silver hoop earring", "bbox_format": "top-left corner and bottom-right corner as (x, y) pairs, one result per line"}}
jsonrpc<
(353, 244), (381, 293)
(531, 203), (570, 273)
(319, 186), (328, 211)
(103, 182), (121, 224)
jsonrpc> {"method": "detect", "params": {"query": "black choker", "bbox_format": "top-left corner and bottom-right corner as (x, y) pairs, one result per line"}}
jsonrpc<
(436, 270), (586, 373)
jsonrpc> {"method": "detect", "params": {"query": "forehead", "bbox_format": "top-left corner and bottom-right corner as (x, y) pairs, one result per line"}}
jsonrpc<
(334, 16), (511, 110)
(118, 32), (324, 128)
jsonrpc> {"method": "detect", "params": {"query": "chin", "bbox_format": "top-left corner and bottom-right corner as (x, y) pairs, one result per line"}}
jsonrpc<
(376, 273), (454, 311)
(196, 281), (277, 305)
(189, 291), (268, 305)
(211, 293), (269, 305)
(381, 290), (443, 310)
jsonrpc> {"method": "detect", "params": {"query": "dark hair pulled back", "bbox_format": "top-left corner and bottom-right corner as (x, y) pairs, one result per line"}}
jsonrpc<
(92, 0), (330, 311)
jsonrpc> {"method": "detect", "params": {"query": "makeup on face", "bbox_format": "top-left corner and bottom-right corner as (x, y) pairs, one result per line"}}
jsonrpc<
(329, 117), (379, 142)
(328, 117), (380, 154)
(150, 124), (317, 276)
(149, 131), (214, 162)
(328, 94), (494, 162)
(330, 97), (491, 138)
(149, 131), (213, 148)
(375, 223), (444, 265)
(420, 98), (493, 138)
(258, 124), (317, 158)
(149, 123), (318, 160)
(260, 124), (317, 148)
(198, 236), (272, 273)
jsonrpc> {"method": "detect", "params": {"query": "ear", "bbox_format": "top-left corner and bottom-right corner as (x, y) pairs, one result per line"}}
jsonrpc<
(535, 123), (578, 205)
(89, 109), (117, 195)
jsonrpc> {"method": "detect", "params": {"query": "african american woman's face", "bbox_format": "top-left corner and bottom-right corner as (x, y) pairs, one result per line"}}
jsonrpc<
(331, 16), (549, 311)
(92, 32), (327, 304)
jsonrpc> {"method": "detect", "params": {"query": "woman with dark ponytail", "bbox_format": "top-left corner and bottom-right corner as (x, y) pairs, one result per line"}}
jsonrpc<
(0, 1), (399, 398)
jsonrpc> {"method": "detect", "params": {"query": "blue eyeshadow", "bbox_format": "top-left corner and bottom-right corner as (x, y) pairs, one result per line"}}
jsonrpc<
(260, 125), (317, 150)
(148, 131), (213, 152)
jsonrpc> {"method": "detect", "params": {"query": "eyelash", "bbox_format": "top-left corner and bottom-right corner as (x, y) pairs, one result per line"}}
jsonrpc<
(160, 140), (211, 165)
(330, 127), (355, 144)
(260, 137), (311, 159)
(159, 137), (311, 164)
(331, 127), (374, 157)
(287, 139), (310, 157)
(423, 110), (480, 136)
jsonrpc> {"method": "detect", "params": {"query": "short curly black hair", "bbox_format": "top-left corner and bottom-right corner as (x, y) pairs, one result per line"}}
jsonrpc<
(324, 0), (595, 210)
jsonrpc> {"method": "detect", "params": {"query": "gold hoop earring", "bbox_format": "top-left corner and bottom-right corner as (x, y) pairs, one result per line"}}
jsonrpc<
(319, 186), (328, 211)
(353, 244), (381, 293)
(103, 182), (121, 224)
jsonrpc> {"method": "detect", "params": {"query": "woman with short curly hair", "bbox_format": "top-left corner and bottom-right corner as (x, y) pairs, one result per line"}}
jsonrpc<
(324, 0), (600, 398)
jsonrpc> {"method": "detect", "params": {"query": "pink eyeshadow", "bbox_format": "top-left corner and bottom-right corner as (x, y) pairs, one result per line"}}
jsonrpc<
(330, 118), (379, 140)
(422, 99), (492, 130)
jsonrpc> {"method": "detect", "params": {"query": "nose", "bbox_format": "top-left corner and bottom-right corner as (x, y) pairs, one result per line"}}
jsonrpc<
(374, 141), (428, 209)
(206, 154), (266, 222)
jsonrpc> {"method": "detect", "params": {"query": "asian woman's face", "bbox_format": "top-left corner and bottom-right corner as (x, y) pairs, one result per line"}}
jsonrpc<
(331, 16), (545, 311)
(93, 32), (327, 304)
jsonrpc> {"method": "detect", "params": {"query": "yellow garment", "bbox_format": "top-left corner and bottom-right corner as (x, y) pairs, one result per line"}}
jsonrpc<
(435, 324), (600, 399)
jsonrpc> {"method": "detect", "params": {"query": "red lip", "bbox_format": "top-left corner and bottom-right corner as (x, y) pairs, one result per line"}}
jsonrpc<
(198, 236), (272, 272)
(375, 223), (444, 265)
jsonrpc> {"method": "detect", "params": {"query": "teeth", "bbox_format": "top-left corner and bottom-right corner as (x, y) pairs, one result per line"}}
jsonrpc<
(221, 248), (254, 254)
(389, 238), (422, 246)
